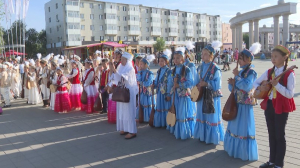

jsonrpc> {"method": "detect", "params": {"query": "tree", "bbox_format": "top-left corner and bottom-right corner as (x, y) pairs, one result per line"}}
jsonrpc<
(243, 33), (249, 49)
(153, 37), (166, 52)
(25, 28), (47, 58)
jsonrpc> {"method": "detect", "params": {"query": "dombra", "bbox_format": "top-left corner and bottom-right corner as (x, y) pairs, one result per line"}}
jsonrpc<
(254, 65), (298, 99)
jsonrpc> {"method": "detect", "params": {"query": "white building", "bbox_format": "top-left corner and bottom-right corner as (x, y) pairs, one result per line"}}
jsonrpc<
(45, 0), (222, 54)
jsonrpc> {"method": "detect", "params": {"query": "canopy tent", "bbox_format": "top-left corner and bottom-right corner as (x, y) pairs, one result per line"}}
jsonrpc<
(4, 50), (27, 57)
(64, 42), (128, 50)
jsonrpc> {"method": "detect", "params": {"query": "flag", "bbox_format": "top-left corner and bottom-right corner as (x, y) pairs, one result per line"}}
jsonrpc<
(22, 0), (30, 19)
(15, 0), (21, 19)
(4, 2), (10, 21)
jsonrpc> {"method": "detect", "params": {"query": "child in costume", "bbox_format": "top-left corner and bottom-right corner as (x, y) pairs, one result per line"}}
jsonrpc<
(166, 47), (194, 140)
(255, 45), (296, 168)
(152, 49), (172, 128)
(27, 66), (42, 105)
(224, 43), (261, 161)
(99, 58), (110, 114)
(136, 54), (156, 122)
(194, 41), (224, 145)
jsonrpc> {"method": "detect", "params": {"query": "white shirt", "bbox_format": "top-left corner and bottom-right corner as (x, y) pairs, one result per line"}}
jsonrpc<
(83, 68), (95, 87)
(253, 66), (296, 99)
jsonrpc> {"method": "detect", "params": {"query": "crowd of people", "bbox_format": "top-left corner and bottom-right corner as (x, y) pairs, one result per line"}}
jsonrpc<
(0, 41), (296, 168)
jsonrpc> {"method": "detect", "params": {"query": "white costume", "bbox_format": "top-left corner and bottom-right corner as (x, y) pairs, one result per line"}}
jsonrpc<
(11, 64), (20, 98)
(110, 52), (138, 134)
(50, 69), (58, 110)
(0, 64), (11, 106)
(27, 71), (42, 104)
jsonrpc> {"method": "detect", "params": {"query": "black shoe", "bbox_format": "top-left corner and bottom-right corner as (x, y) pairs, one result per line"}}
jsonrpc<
(259, 162), (275, 168)
(100, 111), (107, 114)
(3, 105), (11, 108)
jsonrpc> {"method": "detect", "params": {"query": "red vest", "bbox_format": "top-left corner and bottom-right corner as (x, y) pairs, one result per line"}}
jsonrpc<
(100, 69), (109, 87)
(57, 75), (67, 92)
(260, 68), (296, 114)
(84, 68), (95, 85)
(134, 66), (138, 74)
(72, 68), (81, 84)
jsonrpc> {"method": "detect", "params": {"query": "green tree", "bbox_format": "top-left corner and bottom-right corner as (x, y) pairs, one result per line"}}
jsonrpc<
(25, 28), (47, 58)
(153, 37), (166, 52)
(243, 33), (249, 49)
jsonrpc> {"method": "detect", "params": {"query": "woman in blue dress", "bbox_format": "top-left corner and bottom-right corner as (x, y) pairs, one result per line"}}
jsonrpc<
(194, 42), (224, 145)
(166, 47), (194, 140)
(153, 49), (172, 127)
(136, 55), (156, 122)
(224, 43), (261, 161)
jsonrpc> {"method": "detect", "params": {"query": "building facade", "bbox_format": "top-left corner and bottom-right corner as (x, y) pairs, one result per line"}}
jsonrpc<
(222, 23), (232, 50)
(45, 0), (222, 55)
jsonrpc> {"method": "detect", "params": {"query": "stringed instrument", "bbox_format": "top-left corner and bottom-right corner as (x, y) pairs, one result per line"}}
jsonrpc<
(222, 61), (238, 121)
(149, 80), (155, 127)
(166, 75), (178, 127)
(138, 84), (144, 123)
(191, 54), (218, 102)
(254, 65), (298, 99)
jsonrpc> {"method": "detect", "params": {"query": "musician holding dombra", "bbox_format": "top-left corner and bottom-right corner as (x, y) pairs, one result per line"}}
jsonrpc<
(254, 45), (296, 168)
(166, 47), (194, 140)
(193, 42), (224, 145)
(223, 43), (260, 161)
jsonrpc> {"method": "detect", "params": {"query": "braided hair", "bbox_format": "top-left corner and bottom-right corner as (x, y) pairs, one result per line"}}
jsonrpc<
(239, 52), (252, 78)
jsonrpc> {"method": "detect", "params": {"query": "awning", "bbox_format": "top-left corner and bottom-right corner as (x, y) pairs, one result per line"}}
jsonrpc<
(4, 50), (27, 57)
(64, 42), (128, 50)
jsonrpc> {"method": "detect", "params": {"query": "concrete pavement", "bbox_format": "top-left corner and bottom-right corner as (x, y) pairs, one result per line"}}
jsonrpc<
(0, 59), (299, 168)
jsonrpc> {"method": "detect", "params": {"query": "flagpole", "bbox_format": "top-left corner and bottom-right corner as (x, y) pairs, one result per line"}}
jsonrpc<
(10, 18), (14, 55)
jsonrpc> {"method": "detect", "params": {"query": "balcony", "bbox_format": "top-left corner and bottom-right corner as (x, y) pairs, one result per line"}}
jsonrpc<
(151, 22), (160, 27)
(169, 32), (178, 37)
(151, 13), (160, 18)
(105, 30), (117, 35)
(65, 5), (79, 12)
(105, 19), (117, 25)
(128, 30), (140, 36)
(151, 31), (161, 36)
(128, 20), (140, 26)
(66, 17), (80, 23)
(138, 41), (156, 45)
(104, 8), (117, 14)
(128, 10), (139, 16)
(66, 29), (80, 35)
(66, 41), (82, 47)
(186, 32), (194, 37)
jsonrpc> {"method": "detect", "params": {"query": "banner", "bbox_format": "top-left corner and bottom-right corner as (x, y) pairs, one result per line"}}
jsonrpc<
(8, 0), (15, 15)
(22, 0), (30, 19)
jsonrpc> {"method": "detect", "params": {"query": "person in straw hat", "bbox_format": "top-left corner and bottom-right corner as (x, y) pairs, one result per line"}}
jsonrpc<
(0, 64), (11, 108)
(40, 54), (51, 107)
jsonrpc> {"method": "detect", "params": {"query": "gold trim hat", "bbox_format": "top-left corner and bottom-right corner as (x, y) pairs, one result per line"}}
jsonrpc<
(274, 45), (290, 56)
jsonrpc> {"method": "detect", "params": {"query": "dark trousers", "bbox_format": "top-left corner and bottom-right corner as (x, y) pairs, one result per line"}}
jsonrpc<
(100, 86), (109, 112)
(265, 100), (289, 167)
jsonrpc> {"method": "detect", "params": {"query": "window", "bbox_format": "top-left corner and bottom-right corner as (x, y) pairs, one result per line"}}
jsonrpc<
(80, 14), (84, 19)
(146, 27), (149, 32)
(90, 3), (94, 9)
(48, 7), (50, 12)
(90, 14), (94, 20)
(90, 25), (94, 30)
(146, 37), (150, 41)
(81, 36), (85, 41)
(146, 18), (148, 23)
(81, 25), (85, 30)
(123, 16), (127, 21)
(117, 6), (119, 11)
(100, 26), (103, 30)
(91, 36), (95, 41)
(124, 36), (128, 40)
(146, 9), (148, 13)
(165, 37), (168, 41)
(100, 36), (104, 41)
(49, 18), (51, 23)
(80, 2), (84, 8)
(49, 28), (52, 33)
(57, 26), (59, 31)
(117, 16), (120, 21)
(123, 6), (126, 11)
(56, 3), (58, 9)
(124, 26), (127, 31)
(98, 4), (102, 9)
(99, 15), (103, 19)
(117, 36), (121, 41)
(118, 26), (120, 31)
(165, 28), (167, 33)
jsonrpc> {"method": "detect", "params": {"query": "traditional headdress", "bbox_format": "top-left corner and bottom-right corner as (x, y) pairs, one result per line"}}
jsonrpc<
(104, 51), (109, 55)
(121, 52), (133, 61)
(274, 45), (290, 56)
(95, 50), (101, 55)
(204, 41), (223, 54)
(185, 41), (195, 54)
(74, 55), (81, 61)
(70, 60), (80, 66)
(161, 49), (172, 61)
(174, 47), (186, 58)
(29, 59), (35, 66)
(24, 61), (30, 67)
(37, 53), (42, 60)
(115, 49), (123, 55)
(242, 42), (261, 61)
(85, 59), (93, 64)
(41, 54), (51, 64)
(141, 54), (156, 66)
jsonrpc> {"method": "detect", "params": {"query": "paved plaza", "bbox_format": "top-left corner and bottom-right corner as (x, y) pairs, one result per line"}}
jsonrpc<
(0, 59), (299, 168)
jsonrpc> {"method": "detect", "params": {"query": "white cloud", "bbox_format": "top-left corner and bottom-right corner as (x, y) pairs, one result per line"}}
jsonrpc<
(260, 3), (272, 8)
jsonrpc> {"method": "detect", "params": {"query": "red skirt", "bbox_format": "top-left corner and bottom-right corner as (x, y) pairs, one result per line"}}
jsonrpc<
(108, 100), (116, 124)
(54, 92), (72, 113)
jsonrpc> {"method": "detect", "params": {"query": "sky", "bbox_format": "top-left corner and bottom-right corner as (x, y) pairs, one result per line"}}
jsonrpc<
(1, 0), (299, 32)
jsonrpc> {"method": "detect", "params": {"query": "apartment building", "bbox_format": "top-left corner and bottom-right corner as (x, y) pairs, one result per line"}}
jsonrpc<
(222, 23), (232, 50)
(45, 0), (222, 54)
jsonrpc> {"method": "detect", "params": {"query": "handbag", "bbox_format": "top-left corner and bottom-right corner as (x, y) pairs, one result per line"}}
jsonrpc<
(202, 87), (215, 114)
(112, 77), (130, 103)
(94, 94), (103, 111)
(81, 89), (87, 104)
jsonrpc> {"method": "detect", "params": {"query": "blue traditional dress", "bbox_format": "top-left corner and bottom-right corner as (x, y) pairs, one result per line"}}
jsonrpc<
(224, 64), (258, 161)
(166, 64), (194, 140)
(153, 65), (172, 127)
(136, 69), (155, 122)
(194, 61), (224, 144)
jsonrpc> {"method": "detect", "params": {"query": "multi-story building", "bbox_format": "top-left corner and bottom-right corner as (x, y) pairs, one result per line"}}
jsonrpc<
(45, 0), (222, 55)
(222, 23), (232, 50)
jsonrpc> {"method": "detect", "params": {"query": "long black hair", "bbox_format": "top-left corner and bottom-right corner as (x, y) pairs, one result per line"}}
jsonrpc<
(239, 52), (252, 78)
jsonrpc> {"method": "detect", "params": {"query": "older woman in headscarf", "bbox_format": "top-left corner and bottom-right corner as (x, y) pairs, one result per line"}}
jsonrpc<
(109, 52), (139, 139)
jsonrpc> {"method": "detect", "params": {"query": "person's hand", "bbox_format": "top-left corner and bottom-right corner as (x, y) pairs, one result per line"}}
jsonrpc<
(166, 96), (171, 102)
(104, 87), (108, 91)
(174, 82), (179, 89)
(233, 67), (239, 76)
(228, 78), (235, 85)
(270, 79), (279, 87)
